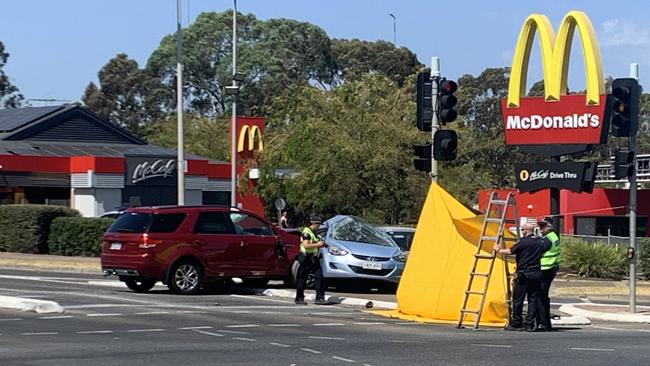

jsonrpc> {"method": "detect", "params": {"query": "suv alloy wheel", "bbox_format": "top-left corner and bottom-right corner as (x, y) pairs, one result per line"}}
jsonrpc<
(168, 260), (203, 295)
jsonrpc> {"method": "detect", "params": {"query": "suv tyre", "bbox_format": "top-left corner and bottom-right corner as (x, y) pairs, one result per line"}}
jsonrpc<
(124, 278), (156, 293)
(168, 260), (203, 295)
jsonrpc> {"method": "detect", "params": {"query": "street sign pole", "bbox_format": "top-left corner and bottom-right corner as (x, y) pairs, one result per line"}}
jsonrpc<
(629, 63), (639, 313)
(431, 57), (440, 183)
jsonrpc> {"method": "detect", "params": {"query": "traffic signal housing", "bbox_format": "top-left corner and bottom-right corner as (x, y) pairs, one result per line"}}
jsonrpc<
(433, 130), (458, 161)
(413, 143), (432, 172)
(438, 79), (458, 124)
(609, 78), (641, 137)
(416, 71), (433, 131)
(613, 149), (635, 180)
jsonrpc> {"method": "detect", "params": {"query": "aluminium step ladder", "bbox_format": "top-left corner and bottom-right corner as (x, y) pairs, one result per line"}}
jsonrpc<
(457, 191), (519, 329)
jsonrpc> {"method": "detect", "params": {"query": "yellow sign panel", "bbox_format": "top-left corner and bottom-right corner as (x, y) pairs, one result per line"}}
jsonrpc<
(237, 125), (263, 152)
(506, 10), (605, 108)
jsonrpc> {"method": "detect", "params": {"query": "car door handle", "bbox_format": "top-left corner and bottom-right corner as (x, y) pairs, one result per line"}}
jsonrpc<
(240, 241), (246, 247)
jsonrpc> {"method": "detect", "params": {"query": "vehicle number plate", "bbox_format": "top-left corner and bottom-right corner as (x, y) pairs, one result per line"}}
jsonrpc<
(110, 242), (122, 250)
(362, 262), (382, 270)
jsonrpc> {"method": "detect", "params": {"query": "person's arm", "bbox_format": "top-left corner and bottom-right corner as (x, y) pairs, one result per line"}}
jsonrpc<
(301, 234), (325, 249)
(494, 243), (516, 255)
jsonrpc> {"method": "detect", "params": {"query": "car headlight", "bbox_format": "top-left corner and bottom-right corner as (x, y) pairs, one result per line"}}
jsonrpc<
(392, 251), (408, 262)
(327, 245), (349, 256)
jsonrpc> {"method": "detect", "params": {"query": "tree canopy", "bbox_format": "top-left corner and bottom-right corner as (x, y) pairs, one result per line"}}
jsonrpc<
(0, 41), (24, 108)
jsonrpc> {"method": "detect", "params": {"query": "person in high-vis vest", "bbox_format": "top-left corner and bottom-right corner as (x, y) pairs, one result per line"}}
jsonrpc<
(295, 215), (327, 305)
(537, 218), (560, 331)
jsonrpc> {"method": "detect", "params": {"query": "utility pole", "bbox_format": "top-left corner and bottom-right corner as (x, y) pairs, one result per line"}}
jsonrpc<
(230, 0), (238, 208)
(431, 57), (440, 182)
(388, 13), (396, 46)
(629, 62), (639, 313)
(176, 0), (185, 205)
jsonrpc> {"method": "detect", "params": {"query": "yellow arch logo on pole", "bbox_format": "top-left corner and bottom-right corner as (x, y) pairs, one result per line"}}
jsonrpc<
(237, 125), (264, 152)
(506, 10), (605, 108)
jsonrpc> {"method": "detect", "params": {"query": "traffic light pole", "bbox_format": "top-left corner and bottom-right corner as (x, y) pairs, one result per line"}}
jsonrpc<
(431, 57), (440, 183)
(629, 63), (639, 313)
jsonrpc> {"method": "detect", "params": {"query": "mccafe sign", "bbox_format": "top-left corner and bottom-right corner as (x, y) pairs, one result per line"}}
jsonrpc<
(501, 11), (609, 156)
(515, 162), (597, 193)
(125, 156), (177, 186)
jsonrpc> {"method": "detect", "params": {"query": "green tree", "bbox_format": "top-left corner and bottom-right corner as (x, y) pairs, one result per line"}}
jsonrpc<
(146, 11), (337, 117)
(141, 113), (229, 161)
(331, 39), (423, 87)
(0, 41), (24, 108)
(257, 74), (427, 224)
(83, 53), (165, 134)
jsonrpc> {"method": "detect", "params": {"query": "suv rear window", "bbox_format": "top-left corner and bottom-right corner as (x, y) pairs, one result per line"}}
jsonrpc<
(107, 212), (186, 233)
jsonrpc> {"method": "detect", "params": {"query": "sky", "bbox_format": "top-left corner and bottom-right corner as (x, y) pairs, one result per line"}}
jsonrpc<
(2, 0), (650, 105)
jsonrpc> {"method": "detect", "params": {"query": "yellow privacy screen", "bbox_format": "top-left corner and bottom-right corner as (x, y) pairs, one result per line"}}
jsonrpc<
(374, 183), (514, 327)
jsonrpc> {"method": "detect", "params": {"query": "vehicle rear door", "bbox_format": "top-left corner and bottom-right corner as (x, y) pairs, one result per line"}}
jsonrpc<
(192, 211), (246, 278)
(229, 212), (283, 276)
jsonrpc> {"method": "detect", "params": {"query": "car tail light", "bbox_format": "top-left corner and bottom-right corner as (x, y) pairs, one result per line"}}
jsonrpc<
(138, 233), (162, 249)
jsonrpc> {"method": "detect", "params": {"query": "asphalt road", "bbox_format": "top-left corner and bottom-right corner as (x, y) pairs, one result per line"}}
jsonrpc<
(1, 269), (650, 366)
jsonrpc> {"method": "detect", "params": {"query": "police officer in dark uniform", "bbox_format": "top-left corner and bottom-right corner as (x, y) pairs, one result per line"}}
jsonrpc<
(494, 223), (551, 331)
(295, 215), (327, 305)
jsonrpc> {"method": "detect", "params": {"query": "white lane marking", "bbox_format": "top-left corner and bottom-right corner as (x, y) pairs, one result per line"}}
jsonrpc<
(134, 311), (171, 315)
(309, 336), (346, 340)
(313, 323), (345, 326)
(179, 326), (213, 330)
(21, 332), (59, 336)
(395, 322), (419, 325)
(219, 330), (249, 334)
(300, 348), (322, 354)
(77, 330), (114, 334)
(175, 310), (209, 314)
(39, 315), (73, 320)
(570, 347), (615, 352)
(229, 294), (296, 304)
(194, 330), (224, 337)
(226, 324), (259, 328)
(579, 298), (593, 303)
(267, 324), (300, 327)
(126, 329), (165, 333)
(87, 313), (123, 317)
(471, 344), (512, 348)
(0, 318), (22, 321)
(592, 325), (650, 333)
(232, 337), (256, 342)
(270, 342), (291, 348)
(353, 322), (385, 325)
(332, 356), (356, 363)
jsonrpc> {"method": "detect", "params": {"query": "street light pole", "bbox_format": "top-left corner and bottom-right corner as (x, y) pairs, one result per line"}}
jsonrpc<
(230, 0), (238, 207)
(176, 0), (185, 205)
(388, 13), (396, 46)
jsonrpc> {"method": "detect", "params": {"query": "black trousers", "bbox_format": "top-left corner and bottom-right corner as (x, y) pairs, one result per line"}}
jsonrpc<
(295, 253), (325, 301)
(537, 266), (558, 328)
(511, 269), (545, 328)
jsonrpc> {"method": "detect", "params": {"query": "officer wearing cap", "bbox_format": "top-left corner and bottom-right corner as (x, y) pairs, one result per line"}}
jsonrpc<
(537, 218), (560, 331)
(295, 215), (327, 305)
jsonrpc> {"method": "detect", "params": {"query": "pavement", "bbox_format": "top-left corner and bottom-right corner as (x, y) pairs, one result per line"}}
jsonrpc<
(1, 252), (650, 323)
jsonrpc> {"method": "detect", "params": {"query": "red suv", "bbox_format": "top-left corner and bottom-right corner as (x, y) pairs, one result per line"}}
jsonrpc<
(101, 206), (300, 294)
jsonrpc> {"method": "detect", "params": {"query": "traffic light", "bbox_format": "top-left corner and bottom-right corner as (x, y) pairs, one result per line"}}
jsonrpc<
(433, 130), (458, 161)
(416, 71), (433, 131)
(613, 149), (635, 179)
(438, 79), (458, 124)
(609, 78), (640, 137)
(413, 143), (432, 172)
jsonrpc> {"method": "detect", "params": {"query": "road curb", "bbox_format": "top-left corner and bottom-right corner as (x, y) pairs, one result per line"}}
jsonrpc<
(0, 295), (64, 313)
(262, 288), (397, 309)
(560, 303), (650, 324)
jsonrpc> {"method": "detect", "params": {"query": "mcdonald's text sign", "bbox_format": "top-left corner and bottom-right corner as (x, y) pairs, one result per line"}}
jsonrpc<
(502, 11), (608, 150)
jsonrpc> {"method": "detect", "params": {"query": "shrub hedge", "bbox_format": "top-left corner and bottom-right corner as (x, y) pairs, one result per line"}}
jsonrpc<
(560, 237), (628, 279)
(48, 217), (114, 257)
(0, 205), (79, 253)
(638, 237), (650, 280)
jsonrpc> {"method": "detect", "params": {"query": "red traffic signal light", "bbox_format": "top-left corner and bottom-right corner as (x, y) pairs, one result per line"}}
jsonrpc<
(438, 79), (458, 124)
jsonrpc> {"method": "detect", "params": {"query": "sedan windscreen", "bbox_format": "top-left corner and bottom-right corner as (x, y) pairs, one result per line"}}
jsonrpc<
(330, 216), (395, 246)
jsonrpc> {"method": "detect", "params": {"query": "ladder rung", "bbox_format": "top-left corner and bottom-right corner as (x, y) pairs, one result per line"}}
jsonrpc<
(490, 199), (508, 205)
(475, 253), (494, 259)
(465, 290), (484, 295)
(485, 218), (502, 223)
(470, 272), (490, 277)
(460, 309), (480, 314)
(502, 237), (518, 241)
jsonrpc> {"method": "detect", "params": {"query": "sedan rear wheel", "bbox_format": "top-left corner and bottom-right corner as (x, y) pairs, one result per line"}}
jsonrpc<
(168, 260), (202, 295)
(124, 278), (156, 293)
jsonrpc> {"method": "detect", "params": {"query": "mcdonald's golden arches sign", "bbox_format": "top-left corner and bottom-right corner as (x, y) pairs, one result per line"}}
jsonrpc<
(501, 11), (609, 151)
